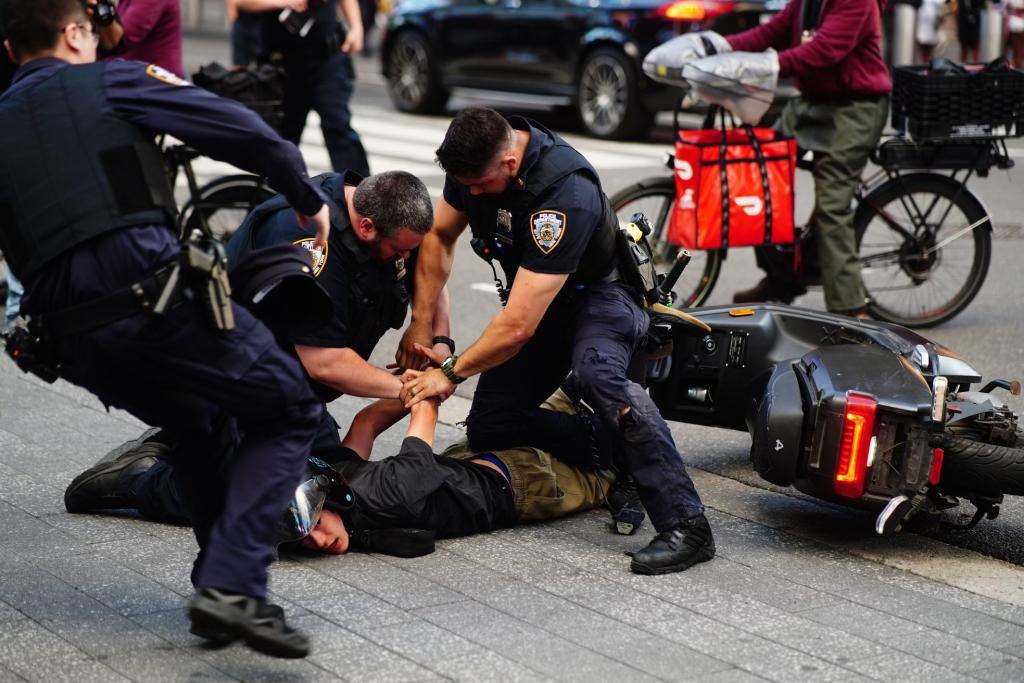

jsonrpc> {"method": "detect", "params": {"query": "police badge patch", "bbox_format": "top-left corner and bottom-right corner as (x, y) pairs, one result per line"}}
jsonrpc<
(145, 64), (190, 87)
(530, 210), (566, 254)
(293, 238), (328, 276)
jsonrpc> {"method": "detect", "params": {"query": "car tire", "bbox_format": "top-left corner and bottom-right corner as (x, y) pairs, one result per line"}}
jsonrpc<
(385, 31), (449, 115)
(575, 47), (653, 140)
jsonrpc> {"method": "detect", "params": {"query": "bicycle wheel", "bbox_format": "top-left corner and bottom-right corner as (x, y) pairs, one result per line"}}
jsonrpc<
(179, 175), (275, 242)
(609, 177), (723, 308)
(855, 173), (991, 327)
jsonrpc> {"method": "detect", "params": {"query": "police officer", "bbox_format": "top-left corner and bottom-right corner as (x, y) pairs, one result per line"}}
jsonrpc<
(397, 106), (715, 576)
(0, 0), (331, 657)
(64, 171), (449, 523)
(235, 0), (369, 176)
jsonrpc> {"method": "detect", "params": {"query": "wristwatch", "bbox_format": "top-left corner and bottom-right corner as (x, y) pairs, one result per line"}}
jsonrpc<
(432, 335), (455, 355)
(440, 354), (466, 384)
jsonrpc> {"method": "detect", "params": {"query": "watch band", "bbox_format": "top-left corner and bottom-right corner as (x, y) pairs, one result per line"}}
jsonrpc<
(432, 335), (455, 355)
(440, 355), (466, 384)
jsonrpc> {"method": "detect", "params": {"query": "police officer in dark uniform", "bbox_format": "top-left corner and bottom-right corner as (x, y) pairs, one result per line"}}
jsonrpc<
(398, 106), (715, 576)
(0, 0), (331, 657)
(235, 0), (369, 176)
(64, 171), (446, 527)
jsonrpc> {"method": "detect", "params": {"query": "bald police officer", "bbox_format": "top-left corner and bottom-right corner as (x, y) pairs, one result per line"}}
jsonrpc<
(0, 0), (330, 658)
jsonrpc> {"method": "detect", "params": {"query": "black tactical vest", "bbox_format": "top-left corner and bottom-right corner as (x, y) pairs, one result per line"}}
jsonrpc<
(462, 122), (620, 289)
(227, 173), (410, 369)
(0, 62), (174, 281)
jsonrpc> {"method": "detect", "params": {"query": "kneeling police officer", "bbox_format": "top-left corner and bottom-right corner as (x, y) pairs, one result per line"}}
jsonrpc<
(0, 0), (332, 658)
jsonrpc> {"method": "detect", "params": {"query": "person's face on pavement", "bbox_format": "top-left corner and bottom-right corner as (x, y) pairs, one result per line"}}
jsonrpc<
(301, 508), (349, 554)
(372, 227), (425, 262)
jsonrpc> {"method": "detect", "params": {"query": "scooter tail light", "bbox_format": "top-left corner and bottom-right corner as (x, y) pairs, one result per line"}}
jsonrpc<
(657, 1), (708, 20)
(834, 392), (877, 498)
(929, 447), (944, 485)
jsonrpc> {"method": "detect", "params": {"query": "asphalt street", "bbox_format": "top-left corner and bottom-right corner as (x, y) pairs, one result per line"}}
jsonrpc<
(0, 32), (1022, 681)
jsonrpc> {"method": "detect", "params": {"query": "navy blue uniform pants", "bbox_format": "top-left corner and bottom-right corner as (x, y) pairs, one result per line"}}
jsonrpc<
(132, 412), (347, 526)
(56, 298), (322, 599)
(465, 283), (704, 531)
(281, 52), (370, 177)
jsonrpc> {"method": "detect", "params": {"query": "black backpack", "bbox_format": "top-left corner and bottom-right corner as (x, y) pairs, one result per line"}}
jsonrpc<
(192, 61), (286, 133)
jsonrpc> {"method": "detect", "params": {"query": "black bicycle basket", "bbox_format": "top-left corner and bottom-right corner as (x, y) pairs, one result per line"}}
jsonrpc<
(891, 59), (1024, 141)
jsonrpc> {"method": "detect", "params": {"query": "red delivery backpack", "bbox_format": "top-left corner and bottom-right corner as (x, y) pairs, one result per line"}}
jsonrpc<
(667, 123), (797, 250)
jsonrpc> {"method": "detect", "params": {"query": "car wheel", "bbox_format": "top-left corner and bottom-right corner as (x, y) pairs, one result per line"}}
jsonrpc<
(575, 47), (653, 140)
(385, 31), (449, 115)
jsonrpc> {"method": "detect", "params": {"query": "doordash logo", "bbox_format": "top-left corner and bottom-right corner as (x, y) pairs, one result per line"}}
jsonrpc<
(734, 196), (763, 216)
(674, 159), (693, 181)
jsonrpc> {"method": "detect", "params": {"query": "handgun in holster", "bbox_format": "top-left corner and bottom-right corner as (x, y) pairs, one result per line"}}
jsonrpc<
(156, 231), (235, 331)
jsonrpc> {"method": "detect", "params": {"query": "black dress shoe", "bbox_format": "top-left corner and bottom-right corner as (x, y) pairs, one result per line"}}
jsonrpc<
(630, 514), (715, 575)
(188, 588), (310, 659)
(63, 443), (166, 513)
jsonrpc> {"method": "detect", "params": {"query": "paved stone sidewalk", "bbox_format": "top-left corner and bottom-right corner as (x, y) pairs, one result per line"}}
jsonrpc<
(2, 356), (1024, 682)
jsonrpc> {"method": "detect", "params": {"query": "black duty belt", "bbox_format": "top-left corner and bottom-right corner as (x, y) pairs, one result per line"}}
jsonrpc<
(36, 263), (181, 338)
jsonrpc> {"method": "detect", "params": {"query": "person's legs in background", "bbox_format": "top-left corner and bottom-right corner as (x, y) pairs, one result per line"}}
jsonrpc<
(312, 51), (369, 176)
(811, 96), (888, 315)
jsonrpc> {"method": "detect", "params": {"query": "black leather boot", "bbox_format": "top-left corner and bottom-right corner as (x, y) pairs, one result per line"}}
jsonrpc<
(188, 588), (310, 659)
(63, 442), (166, 513)
(630, 514), (715, 575)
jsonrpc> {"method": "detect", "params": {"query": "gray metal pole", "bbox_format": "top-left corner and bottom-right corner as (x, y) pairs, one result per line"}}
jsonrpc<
(892, 1), (918, 65)
(980, 1), (1006, 61)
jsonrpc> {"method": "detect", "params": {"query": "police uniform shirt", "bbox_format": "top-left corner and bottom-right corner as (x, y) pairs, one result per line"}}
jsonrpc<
(442, 117), (604, 288)
(238, 172), (409, 402)
(2, 57), (323, 311)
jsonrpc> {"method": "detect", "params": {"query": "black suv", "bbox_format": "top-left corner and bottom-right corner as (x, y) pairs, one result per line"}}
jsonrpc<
(381, 0), (782, 140)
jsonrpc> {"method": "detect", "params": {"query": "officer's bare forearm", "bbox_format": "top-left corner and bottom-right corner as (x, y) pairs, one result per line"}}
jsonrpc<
(234, 0), (297, 11)
(296, 346), (403, 399)
(341, 399), (408, 458)
(431, 287), (451, 338)
(411, 231), (456, 327)
(449, 307), (532, 377)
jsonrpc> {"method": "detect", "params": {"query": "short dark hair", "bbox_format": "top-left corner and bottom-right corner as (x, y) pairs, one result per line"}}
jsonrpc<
(435, 106), (516, 178)
(353, 170), (433, 238)
(1, 0), (87, 58)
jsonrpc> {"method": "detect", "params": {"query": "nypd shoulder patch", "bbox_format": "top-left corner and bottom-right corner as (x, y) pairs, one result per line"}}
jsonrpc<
(530, 210), (566, 254)
(145, 64), (190, 87)
(293, 238), (328, 277)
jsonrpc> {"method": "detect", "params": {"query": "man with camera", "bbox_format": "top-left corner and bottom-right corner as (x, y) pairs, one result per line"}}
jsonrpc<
(0, 0), (332, 658)
(89, 0), (184, 77)
(235, 0), (369, 177)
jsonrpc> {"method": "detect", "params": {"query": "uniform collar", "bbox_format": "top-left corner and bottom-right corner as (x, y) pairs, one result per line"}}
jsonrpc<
(507, 116), (553, 195)
(2, 57), (69, 103)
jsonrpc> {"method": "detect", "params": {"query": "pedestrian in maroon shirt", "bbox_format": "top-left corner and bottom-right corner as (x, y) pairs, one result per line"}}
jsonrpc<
(730, 0), (891, 317)
(89, 0), (184, 78)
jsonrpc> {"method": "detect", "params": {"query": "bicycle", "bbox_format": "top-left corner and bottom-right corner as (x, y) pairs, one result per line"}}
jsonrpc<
(611, 106), (1013, 327)
(162, 141), (276, 242)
